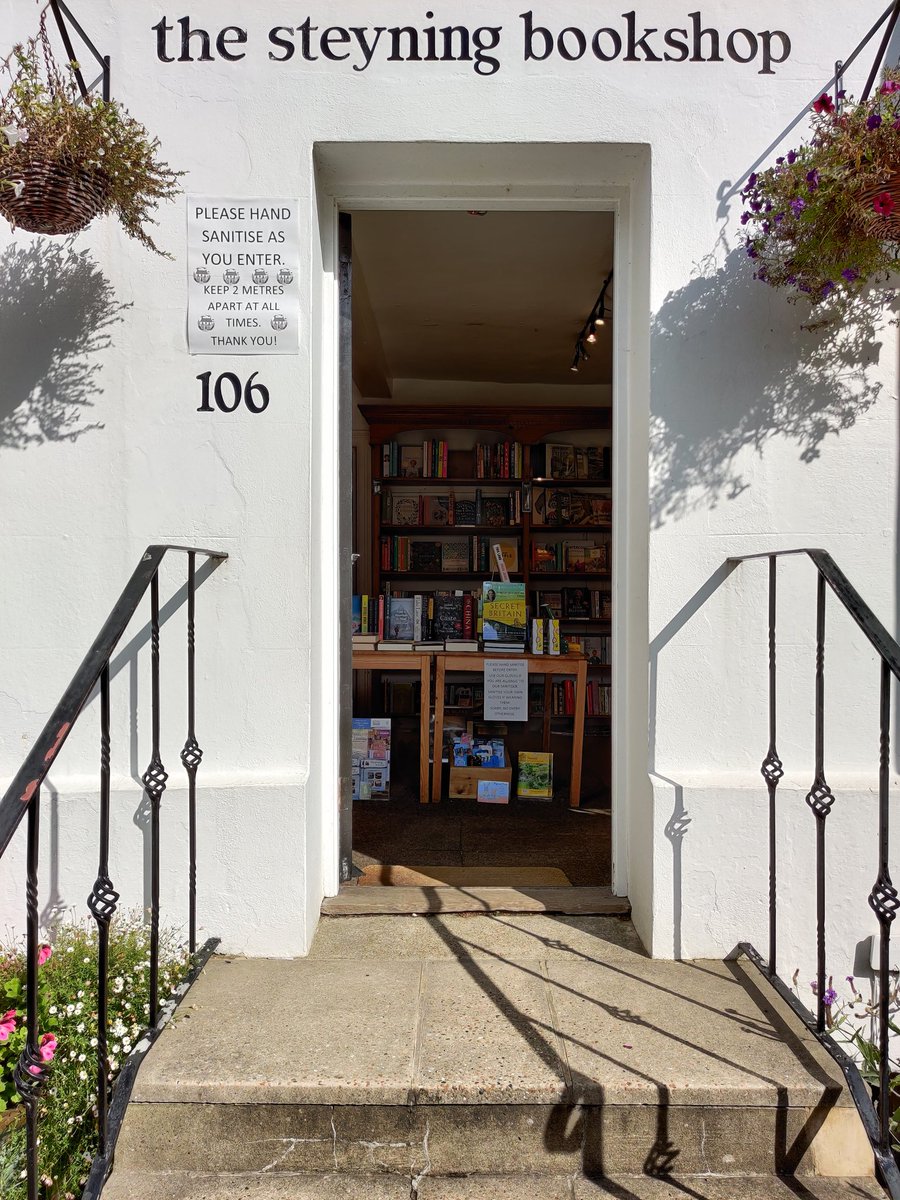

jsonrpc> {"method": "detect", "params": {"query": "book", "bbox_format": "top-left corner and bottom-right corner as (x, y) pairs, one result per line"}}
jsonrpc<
(454, 497), (477, 526)
(547, 619), (561, 655)
(478, 779), (510, 804)
(351, 718), (392, 801)
(482, 582), (526, 646)
(493, 540), (519, 574)
(400, 446), (423, 478)
(517, 751), (553, 800)
(391, 496), (421, 526)
(441, 540), (470, 572)
(449, 639), (480, 652)
(427, 495), (452, 526)
(531, 619), (544, 654)
(482, 496), (509, 527)
(351, 595), (362, 634)
(386, 597), (415, 641)
(410, 541), (442, 573)
(562, 587), (592, 619)
(433, 595), (464, 640)
(352, 634), (378, 646)
(547, 444), (576, 479)
(377, 640), (415, 651)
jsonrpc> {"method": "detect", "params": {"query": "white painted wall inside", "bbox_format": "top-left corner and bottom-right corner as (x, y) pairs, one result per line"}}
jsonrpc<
(0, 1), (896, 971)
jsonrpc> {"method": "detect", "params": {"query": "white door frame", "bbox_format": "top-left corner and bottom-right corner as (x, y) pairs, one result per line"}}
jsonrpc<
(312, 143), (652, 916)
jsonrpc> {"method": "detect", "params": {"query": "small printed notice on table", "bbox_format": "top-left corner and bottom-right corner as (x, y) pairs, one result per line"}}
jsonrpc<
(187, 196), (300, 355)
(483, 658), (528, 722)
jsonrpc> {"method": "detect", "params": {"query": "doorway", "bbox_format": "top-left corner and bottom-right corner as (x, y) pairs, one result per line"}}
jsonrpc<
(343, 208), (616, 901)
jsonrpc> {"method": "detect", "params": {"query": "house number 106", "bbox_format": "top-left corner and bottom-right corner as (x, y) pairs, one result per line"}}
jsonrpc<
(196, 372), (270, 414)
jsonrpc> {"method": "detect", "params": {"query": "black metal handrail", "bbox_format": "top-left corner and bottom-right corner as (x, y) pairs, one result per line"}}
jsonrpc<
(728, 547), (900, 1197)
(0, 543), (227, 1200)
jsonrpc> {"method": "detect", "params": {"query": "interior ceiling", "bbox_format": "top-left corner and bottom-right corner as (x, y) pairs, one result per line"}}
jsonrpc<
(351, 210), (614, 396)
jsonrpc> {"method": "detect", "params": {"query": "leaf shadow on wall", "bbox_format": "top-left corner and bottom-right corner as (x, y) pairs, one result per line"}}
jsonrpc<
(0, 237), (131, 449)
(650, 247), (888, 528)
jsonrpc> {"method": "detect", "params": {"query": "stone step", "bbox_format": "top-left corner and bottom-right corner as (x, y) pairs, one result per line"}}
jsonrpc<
(106, 916), (874, 1185)
(321, 885), (630, 916)
(102, 1171), (886, 1200)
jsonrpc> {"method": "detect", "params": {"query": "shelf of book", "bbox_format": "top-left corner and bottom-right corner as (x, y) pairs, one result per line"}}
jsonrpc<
(382, 571), (525, 581)
(381, 525), (523, 534)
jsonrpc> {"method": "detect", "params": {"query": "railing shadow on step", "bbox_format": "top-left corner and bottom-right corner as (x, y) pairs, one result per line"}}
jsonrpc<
(727, 548), (900, 1199)
(0, 544), (227, 1200)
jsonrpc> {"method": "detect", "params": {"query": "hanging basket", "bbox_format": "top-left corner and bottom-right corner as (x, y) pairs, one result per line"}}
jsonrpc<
(857, 174), (900, 241)
(0, 154), (108, 235)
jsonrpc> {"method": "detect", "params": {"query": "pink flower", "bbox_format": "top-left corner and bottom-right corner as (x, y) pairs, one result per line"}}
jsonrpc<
(813, 93), (835, 115)
(874, 191), (895, 217)
(38, 1032), (56, 1063)
(37, 944), (51, 966)
(0, 1010), (16, 1042)
(881, 80), (900, 93)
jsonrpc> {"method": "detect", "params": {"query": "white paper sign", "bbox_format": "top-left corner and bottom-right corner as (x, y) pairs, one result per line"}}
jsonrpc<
(483, 658), (529, 722)
(187, 196), (300, 355)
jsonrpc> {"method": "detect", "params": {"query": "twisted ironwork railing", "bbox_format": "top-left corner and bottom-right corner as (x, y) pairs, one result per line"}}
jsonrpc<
(0, 544), (227, 1199)
(728, 548), (900, 1197)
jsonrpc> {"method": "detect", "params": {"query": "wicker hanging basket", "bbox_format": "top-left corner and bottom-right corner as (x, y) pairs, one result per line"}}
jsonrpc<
(0, 154), (108, 235)
(857, 174), (900, 241)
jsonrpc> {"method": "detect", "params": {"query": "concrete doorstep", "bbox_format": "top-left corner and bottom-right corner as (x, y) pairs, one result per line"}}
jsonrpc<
(100, 915), (881, 1197)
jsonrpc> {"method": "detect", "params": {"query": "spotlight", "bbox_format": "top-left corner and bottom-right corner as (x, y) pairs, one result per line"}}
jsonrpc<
(569, 270), (613, 370)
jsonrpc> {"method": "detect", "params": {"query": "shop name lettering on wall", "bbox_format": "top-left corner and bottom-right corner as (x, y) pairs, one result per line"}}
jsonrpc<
(153, 12), (792, 77)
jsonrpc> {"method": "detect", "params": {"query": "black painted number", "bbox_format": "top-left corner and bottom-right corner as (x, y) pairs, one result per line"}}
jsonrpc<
(197, 371), (270, 414)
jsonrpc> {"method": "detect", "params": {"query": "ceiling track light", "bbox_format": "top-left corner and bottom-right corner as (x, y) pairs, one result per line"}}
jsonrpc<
(570, 269), (613, 370)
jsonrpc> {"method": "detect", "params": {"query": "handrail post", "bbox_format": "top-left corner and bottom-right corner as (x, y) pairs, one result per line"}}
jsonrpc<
(761, 556), (784, 977)
(871, 659), (898, 1154)
(141, 572), (168, 1026)
(805, 572), (836, 1034)
(181, 552), (203, 956)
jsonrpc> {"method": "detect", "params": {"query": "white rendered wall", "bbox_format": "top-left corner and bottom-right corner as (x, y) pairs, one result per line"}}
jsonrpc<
(0, 1), (896, 968)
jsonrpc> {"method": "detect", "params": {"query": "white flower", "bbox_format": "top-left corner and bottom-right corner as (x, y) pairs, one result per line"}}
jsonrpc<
(1, 124), (28, 147)
(48, 1006), (57, 1015)
(77, 1053), (85, 1063)
(78, 1070), (87, 1081)
(113, 977), (124, 994)
(76, 1023), (85, 1033)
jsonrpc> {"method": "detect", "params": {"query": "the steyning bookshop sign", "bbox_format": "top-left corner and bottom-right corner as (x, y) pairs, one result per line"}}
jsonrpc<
(187, 197), (300, 354)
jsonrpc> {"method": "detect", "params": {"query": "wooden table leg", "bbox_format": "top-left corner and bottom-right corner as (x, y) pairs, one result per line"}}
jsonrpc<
(419, 655), (431, 804)
(431, 655), (446, 803)
(569, 659), (587, 808)
(542, 673), (552, 752)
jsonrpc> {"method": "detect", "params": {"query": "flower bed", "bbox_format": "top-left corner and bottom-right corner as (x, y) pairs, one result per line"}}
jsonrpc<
(0, 918), (191, 1199)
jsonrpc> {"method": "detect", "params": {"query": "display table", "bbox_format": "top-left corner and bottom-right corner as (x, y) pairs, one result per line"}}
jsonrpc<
(351, 651), (432, 805)
(431, 652), (588, 807)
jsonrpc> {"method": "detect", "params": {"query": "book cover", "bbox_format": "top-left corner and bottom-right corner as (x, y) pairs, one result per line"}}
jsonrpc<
(454, 497), (477, 526)
(482, 496), (509, 527)
(386, 597), (416, 641)
(411, 541), (442, 572)
(400, 446), (423, 478)
(562, 587), (592, 619)
(351, 595), (362, 635)
(433, 595), (464, 640)
(392, 496), (421, 526)
(531, 618), (544, 654)
(517, 751), (553, 799)
(427, 495), (452, 526)
(493, 540), (519, 574)
(478, 780), (510, 804)
(482, 582), (526, 644)
(548, 619), (561, 655)
(441, 540), (470, 572)
(548, 444), (576, 479)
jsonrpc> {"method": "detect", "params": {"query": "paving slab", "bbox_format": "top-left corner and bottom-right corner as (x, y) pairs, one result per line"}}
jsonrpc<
(414, 958), (568, 1103)
(308, 914), (646, 963)
(132, 957), (422, 1104)
(545, 955), (847, 1107)
(574, 1180), (885, 1199)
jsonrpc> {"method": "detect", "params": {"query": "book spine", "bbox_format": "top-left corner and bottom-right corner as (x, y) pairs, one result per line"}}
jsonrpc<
(414, 594), (423, 643)
(463, 594), (474, 640)
(564, 679), (575, 716)
(531, 619), (544, 654)
(548, 620), (560, 656)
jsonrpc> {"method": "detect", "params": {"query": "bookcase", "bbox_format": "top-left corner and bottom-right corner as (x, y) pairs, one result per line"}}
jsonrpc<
(357, 403), (612, 801)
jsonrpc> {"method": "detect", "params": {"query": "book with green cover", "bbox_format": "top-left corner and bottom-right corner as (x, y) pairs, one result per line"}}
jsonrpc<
(518, 751), (553, 799)
(481, 582), (526, 645)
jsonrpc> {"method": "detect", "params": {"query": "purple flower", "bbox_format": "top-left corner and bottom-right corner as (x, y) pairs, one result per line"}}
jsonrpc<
(842, 268), (859, 283)
(747, 245), (758, 259)
(823, 987), (838, 1006)
(787, 149), (798, 164)
(776, 156), (785, 166)
(868, 113), (883, 130)
(765, 202), (773, 213)
(786, 274), (797, 285)
(791, 197), (807, 215)
(741, 211), (751, 225)
(846, 975), (855, 984)
(811, 981), (818, 994)
(821, 280), (835, 297)
(762, 221), (771, 234)
(750, 199), (763, 212)
(775, 213), (784, 225)
(747, 172), (758, 188)
(799, 283), (812, 293)
(806, 169), (820, 190)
